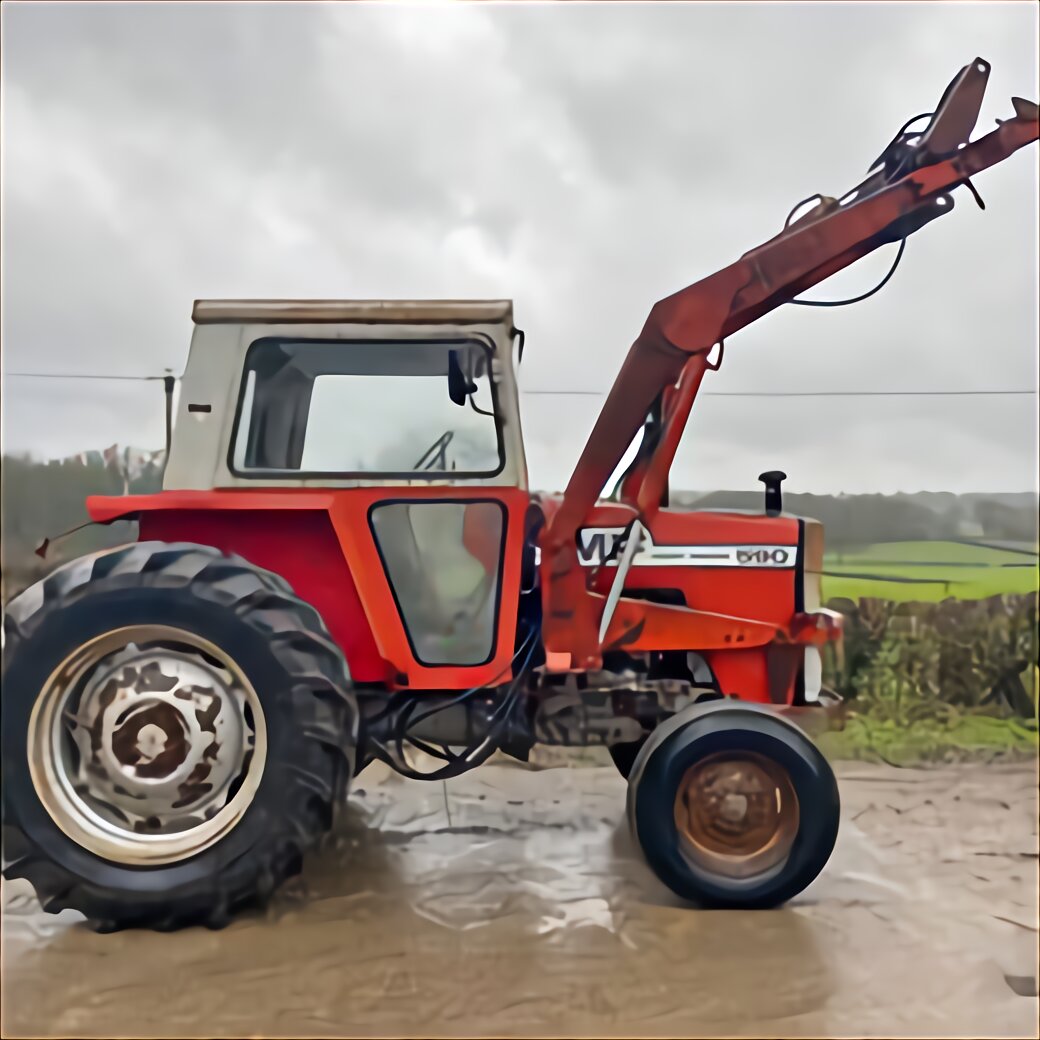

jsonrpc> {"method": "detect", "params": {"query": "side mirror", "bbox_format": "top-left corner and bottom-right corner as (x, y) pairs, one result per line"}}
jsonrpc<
(448, 350), (477, 406)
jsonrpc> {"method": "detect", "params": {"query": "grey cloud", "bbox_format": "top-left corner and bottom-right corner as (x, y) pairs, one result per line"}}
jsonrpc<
(1, 1), (1036, 494)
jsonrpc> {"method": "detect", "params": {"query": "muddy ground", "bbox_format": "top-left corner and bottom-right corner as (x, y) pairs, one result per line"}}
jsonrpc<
(2, 756), (1038, 1039)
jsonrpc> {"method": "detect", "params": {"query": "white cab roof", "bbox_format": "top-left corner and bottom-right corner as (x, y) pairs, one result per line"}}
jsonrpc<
(192, 299), (514, 326)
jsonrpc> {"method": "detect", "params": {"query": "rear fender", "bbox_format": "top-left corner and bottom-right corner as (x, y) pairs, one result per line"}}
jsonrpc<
(92, 500), (391, 684)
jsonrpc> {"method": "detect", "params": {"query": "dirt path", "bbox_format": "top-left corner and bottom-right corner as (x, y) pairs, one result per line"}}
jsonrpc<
(2, 758), (1037, 1038)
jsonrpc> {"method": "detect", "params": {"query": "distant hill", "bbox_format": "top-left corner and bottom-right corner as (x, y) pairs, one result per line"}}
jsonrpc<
(670, 489), (1039, 546)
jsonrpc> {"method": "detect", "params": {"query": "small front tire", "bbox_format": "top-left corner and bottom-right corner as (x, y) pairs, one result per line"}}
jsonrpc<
(627, 702), (839, 909)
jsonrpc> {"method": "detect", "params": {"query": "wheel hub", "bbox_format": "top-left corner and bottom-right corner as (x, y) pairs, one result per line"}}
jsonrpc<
(673, 751), (799, 880)
(109, 699), (190, 775)
(29, 626), (266, 864)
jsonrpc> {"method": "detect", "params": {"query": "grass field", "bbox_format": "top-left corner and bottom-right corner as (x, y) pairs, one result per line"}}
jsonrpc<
(821, 540), (1039, 602)
(817, 713), (1039, 765)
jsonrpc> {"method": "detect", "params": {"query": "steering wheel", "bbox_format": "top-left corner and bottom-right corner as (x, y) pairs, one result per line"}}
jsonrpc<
(412, 430), (455, 471)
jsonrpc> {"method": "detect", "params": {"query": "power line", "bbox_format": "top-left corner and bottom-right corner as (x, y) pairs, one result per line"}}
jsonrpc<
(522, 389), (1037, 397)
(5, 372), (172, 381)
(711, 390), (1035, 397)
(5, 372), (1036, 398)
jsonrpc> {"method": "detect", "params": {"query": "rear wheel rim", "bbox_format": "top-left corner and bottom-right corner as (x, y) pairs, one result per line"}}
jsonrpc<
(28, 625), (267, 866)
(672, 750), (799, 880)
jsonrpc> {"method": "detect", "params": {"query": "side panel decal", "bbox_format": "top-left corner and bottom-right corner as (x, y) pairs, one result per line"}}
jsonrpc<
(575, 526), (796, 568)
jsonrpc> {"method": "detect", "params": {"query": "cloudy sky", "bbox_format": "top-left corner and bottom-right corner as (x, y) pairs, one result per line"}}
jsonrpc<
(2, 1), (1037, 494)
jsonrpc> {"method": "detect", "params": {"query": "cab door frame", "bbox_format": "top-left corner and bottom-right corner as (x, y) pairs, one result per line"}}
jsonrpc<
(329, 486), (530, 689)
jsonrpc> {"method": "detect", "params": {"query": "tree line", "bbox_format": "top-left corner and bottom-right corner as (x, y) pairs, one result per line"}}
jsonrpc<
(2, 451), (1036, 600)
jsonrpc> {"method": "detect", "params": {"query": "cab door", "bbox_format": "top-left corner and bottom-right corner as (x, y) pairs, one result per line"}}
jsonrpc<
(330, 487), (530, 689)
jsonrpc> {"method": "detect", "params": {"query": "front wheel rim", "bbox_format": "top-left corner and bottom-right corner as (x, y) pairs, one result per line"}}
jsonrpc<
(673, 750), (800, 880)
(27, 625), (267, 866)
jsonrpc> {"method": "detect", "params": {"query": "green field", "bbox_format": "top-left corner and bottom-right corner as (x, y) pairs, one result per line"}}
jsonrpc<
(821, 540), (1039, 602)
(817, 713), (1039, 765)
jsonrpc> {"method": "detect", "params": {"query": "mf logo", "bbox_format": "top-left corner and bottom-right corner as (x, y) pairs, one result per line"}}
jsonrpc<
(576, 527), (629, 567)
(737, 548), (790, 565)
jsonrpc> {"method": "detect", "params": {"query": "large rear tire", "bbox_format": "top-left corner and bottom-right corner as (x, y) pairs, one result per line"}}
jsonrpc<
(627, 701), (839, 909)
(2, 542), (358, 931)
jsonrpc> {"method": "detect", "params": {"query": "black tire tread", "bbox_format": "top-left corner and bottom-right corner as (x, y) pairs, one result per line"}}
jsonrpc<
(627, 702), (840, 910)
(2, 541), (356, 931)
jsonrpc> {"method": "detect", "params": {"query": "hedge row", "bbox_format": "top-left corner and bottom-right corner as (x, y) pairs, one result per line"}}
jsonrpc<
(822, 593), (1038, 722)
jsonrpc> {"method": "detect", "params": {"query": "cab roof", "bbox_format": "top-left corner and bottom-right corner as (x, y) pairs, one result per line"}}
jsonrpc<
(191, 299), (514, 326)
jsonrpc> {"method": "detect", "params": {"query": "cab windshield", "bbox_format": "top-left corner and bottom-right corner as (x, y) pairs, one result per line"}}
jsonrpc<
(231, 338), (502, 477)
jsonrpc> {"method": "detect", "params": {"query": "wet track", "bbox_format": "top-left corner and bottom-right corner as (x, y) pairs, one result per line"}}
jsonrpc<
(2, 757), (1038, 1038)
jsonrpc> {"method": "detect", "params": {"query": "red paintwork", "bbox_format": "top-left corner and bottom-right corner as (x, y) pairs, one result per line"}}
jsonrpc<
(88, 490), (335, 520)
(708, 649), (771, 705)
(91, 484), (819, 698)
(88, 487), (531, 691)
(89, 486), (832, 704)
(586, 504), (799, 628)
(136, 508), (391, 684)
(634, 357), (707, 521)
(529, 496), (836, 701)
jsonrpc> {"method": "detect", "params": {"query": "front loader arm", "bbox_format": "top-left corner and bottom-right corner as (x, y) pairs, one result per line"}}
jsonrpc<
(542, 58), (1038, 670)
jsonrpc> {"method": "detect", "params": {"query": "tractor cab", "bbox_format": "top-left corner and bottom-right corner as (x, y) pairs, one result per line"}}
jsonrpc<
(166, 299), (528, 491)
(129, 300), (536, 684)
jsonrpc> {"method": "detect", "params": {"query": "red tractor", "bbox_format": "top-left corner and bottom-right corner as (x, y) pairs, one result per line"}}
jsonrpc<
(3, 60), (1036, 930)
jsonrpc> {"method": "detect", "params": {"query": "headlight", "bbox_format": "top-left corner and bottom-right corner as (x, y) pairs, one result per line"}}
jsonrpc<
(803, 646), (822, 702)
